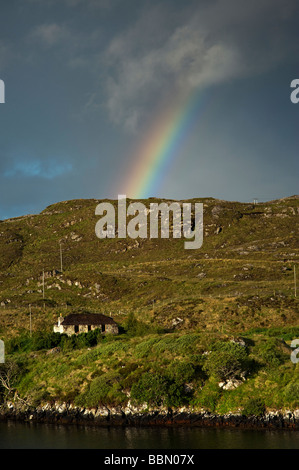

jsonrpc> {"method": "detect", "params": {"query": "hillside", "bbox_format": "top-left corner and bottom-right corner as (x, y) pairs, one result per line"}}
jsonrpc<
(0, 195), (298, 337)
(0, 196), (298, 417)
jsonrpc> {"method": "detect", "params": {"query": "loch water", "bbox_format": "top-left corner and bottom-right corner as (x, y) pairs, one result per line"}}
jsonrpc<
(0, 420), (298, 449)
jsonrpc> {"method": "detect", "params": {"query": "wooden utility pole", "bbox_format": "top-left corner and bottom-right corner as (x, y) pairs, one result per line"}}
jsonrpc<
(294, 265), (297, 298)
(29, 304), (32, 337)
(42, 269), (45, 299)
(60, 243), (63, 273)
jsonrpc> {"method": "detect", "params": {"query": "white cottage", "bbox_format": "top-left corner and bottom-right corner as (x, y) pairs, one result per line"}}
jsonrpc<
(54, 313), (118, 337)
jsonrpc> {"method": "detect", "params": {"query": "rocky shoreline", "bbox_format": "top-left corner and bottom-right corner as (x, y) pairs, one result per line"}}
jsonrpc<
(1, 401), (299, 430)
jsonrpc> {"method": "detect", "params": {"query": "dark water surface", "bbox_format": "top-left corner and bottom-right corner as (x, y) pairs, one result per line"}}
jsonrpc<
(0, 420), (298, 449)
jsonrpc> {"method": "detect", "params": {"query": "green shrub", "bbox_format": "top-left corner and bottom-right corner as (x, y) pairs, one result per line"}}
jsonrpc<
(119, 362), (139, 377)
(59, 329), (103, 352)
(166, 381), (190, 407)
(75, 372), (126, 407)
(84, 376), (111, 406)
(6, 331), (62, 353)
(166, 361), (196, 384)
(257, 338), (286, 368)
(130, 372), (168, 407)
(130, 371), (191, 408)
(192, 381), (222, 412)
(203, 341), (250, 381)
(6, 328), (105, 354)
(242, 398), (265, 417)
(31, 331), (62, 351)
(121, 370), (145, 390)
(60, 334), (76, 352)
(284, 382), (299, 404)
(5, 333), (32, 353)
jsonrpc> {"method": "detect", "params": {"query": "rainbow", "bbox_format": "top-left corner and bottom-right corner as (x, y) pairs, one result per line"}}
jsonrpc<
(122, 89), (209, 199)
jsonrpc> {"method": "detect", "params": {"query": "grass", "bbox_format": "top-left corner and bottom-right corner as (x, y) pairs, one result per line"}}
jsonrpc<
(0, 195), (298, 414)
(3, 326), (298, 413)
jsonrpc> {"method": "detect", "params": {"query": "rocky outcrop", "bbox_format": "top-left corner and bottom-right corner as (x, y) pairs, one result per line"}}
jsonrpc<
(0, 401), (298, 429)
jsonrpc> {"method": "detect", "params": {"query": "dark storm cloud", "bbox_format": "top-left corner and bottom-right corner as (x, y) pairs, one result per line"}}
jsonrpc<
(103, 0), (299, 132)
(0, 0), (298, 219)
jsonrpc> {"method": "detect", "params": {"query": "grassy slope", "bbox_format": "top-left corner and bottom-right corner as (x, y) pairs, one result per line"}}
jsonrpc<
(0, 196), (298, 413)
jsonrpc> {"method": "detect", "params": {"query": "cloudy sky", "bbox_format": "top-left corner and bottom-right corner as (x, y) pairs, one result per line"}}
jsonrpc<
(0, 0), (298, 219)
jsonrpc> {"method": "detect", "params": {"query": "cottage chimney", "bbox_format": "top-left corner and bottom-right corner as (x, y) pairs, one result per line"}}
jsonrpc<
(58, 315), (64, 326)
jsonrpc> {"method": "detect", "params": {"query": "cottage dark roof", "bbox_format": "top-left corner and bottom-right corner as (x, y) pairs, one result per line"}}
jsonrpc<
(61, 313), (117, 326)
